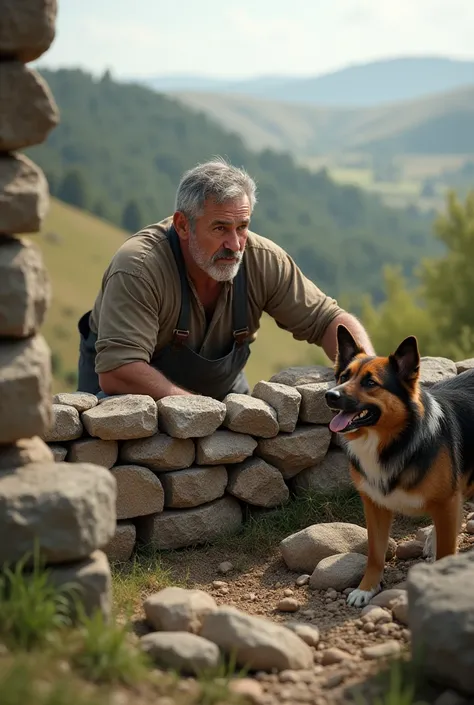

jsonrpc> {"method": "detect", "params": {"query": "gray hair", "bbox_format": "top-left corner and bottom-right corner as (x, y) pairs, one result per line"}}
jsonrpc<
(174, 157), (258, 221)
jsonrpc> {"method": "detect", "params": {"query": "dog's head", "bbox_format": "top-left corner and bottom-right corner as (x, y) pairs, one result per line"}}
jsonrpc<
(325, 325), (420, 437)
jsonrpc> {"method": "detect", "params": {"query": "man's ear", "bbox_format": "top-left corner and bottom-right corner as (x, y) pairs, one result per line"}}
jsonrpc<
(389, 336), (420, 384)
(173, 211), (191, 240)
(335, 325), (364, 377)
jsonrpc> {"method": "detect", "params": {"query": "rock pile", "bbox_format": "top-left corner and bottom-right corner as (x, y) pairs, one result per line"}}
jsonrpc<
(43, 355), (469, 564)
(0, 0), (116, 619)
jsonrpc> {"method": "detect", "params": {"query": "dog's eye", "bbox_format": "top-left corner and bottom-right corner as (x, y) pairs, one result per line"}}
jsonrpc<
(363, 377), (378, 388)
(339, 372), (349, 383)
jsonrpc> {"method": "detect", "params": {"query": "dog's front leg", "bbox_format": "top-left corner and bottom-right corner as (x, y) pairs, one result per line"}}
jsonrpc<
(428, 492), (462, 560)
(347, 492), (393, 607)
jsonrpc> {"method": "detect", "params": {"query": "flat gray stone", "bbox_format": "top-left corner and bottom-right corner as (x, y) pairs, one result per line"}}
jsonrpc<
(156, 395), (226, 438)
(0, 461), (116, 565)
(407, 549), (474, 693)
(256, 425), (331, 479)
(110, 465), (164, 520)
(82, 394), (158, 440)
(135, 495), (242, 550)
(0, 334), (52, 444)
(195, 429), (257, 465)
(252, 380), (301, 433)
(160, 465), (227, 509)
(226, 456), (289, 507)
(0, 153), (49, 234)
(0, 236), (51, 337)
(0, 0), (57, 62)
(0, 61), (59, 151)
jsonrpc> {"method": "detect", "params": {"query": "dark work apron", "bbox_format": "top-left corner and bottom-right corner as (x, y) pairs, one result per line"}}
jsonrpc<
(76, 225), (251, 401)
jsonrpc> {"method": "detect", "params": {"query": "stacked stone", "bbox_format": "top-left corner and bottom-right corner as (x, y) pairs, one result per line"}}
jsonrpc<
(0, 0), (117, 619)
(42, 363), (353, 562)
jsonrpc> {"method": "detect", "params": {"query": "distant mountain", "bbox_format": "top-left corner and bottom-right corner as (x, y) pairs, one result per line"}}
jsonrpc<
(173, 84), (474, 157)
(139, 56), (474, 107)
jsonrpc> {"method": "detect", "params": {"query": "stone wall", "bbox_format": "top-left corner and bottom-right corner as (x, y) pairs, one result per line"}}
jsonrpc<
(0, 0), (117, 619)
(42, 354), (471, 563)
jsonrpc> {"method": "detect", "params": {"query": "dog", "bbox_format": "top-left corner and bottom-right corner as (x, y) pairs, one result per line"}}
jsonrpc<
(324, 324), (474, 608)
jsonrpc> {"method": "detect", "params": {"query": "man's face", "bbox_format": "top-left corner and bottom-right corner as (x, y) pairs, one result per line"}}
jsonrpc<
(187, 196), (251, 282)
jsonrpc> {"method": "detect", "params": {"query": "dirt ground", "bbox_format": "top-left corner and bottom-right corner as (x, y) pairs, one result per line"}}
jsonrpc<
(119, 504), (474, 705)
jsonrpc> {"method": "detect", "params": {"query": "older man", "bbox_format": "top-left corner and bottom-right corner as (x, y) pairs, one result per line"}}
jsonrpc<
(77, 158), (374, 401)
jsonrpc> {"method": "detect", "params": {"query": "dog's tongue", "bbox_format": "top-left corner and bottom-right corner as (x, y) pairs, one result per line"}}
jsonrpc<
(329, 411), (357, 433)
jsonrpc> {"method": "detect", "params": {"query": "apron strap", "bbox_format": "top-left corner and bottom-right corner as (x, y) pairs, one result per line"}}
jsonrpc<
(167, 225), (192, 345)
(167, 224), (249, 346)
(232, 257), (249, 345)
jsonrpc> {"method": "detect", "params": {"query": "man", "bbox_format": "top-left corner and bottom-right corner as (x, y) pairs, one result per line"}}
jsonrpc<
(77, 158), (374, 401)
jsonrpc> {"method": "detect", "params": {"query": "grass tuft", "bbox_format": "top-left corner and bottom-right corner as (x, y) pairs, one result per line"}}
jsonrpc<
(0, 543), (80, 651)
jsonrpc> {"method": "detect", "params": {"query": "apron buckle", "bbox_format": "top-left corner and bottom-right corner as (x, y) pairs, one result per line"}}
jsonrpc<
(173, 328), (190, 345)
(233, 327), (249, 345)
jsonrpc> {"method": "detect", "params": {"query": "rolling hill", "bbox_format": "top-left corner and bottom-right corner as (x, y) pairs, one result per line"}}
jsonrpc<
(31, 198), (327, 394)
(173, 84), (474, 159)
(141, 56), (474, 107)
(25, 68), (435, 306)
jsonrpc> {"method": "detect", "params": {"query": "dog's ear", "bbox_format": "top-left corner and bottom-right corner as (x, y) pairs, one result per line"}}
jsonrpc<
(389, 336), (420, 383)
(335, 325), (364, 377)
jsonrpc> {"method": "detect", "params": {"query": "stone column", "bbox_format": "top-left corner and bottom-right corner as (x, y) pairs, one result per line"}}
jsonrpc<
(0, 0), (117, 620)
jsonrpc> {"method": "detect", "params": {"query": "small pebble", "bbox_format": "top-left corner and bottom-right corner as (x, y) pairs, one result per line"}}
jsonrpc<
(322, 647), (350, 665)
(217, 561), (233, 574)
(229, 677), (264, 703)
(361, 606), (392, 624)
(324, 673), (345, 689)
(283, 588), (294, 597)
(362, 640), (401, 659)
(275, 581), (282, 588)
(277, 597), (300, 612)
(301, 609), (316, 619)
(363, 622), (375, 633)
(285, 622), (320, 647)
(325, 588), (338, 600)
(212, 580), (228, 588)
(396, 540), (424, 560)
(219, 586), (229, 594)
(296, 574), (310, 587)
(466, 520), (474, 534)
(247, 593), (257, 601)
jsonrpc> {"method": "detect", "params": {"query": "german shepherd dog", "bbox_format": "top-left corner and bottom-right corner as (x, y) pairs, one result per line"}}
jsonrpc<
(324, 324), (474, 608)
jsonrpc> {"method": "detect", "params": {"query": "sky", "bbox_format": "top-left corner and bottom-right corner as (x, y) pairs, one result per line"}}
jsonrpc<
(36, 0), (474, 80)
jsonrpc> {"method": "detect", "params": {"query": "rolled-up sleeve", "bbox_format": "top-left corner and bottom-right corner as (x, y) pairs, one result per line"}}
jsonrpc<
(94, 271), (160, 374)
(263, 250), (345, 346)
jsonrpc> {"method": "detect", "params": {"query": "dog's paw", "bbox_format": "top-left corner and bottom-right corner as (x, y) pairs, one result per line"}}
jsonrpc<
(346, 585), (381, 608)
(423, 526), (436, 562)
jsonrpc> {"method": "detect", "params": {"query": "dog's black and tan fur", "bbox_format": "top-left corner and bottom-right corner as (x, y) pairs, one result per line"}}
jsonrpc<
(325, 324), (474, 607)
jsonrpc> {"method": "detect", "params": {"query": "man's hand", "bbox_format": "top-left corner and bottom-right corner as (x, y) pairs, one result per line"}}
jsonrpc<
(321, 312), (375, 364)
(99, 362), (193, 400)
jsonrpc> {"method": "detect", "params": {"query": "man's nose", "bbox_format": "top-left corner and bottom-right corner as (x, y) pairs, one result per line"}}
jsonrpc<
(223, 230), (240, 252)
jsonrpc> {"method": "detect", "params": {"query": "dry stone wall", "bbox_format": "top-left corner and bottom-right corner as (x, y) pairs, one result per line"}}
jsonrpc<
(43, 354), (468, 563)
(0, 0), (117, 620)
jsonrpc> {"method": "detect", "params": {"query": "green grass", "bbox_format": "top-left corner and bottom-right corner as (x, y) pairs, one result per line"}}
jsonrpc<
(0, 544), (250, 705)
(29, 198), (326, 394)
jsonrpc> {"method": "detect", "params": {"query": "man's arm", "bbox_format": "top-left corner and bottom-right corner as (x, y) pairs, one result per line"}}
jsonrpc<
(99, 362), (192, 399)
(261, 247), (375, 363)
(320, 311), (375, 363)
(94, 270), (192, 400)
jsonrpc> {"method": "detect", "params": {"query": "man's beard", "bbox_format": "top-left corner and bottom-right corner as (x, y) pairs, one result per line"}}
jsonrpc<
(188, 230), (243, 282)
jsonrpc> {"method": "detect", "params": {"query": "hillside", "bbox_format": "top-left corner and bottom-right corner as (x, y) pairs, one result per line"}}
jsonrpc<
(142, 56), (474, 107)
(25, 68), (434, 305)
(32, 199), (322, 394)
(174, 84), (474, 158)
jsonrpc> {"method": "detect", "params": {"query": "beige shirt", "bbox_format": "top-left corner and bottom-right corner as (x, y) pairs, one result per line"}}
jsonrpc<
(89, 216), (344, 375)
